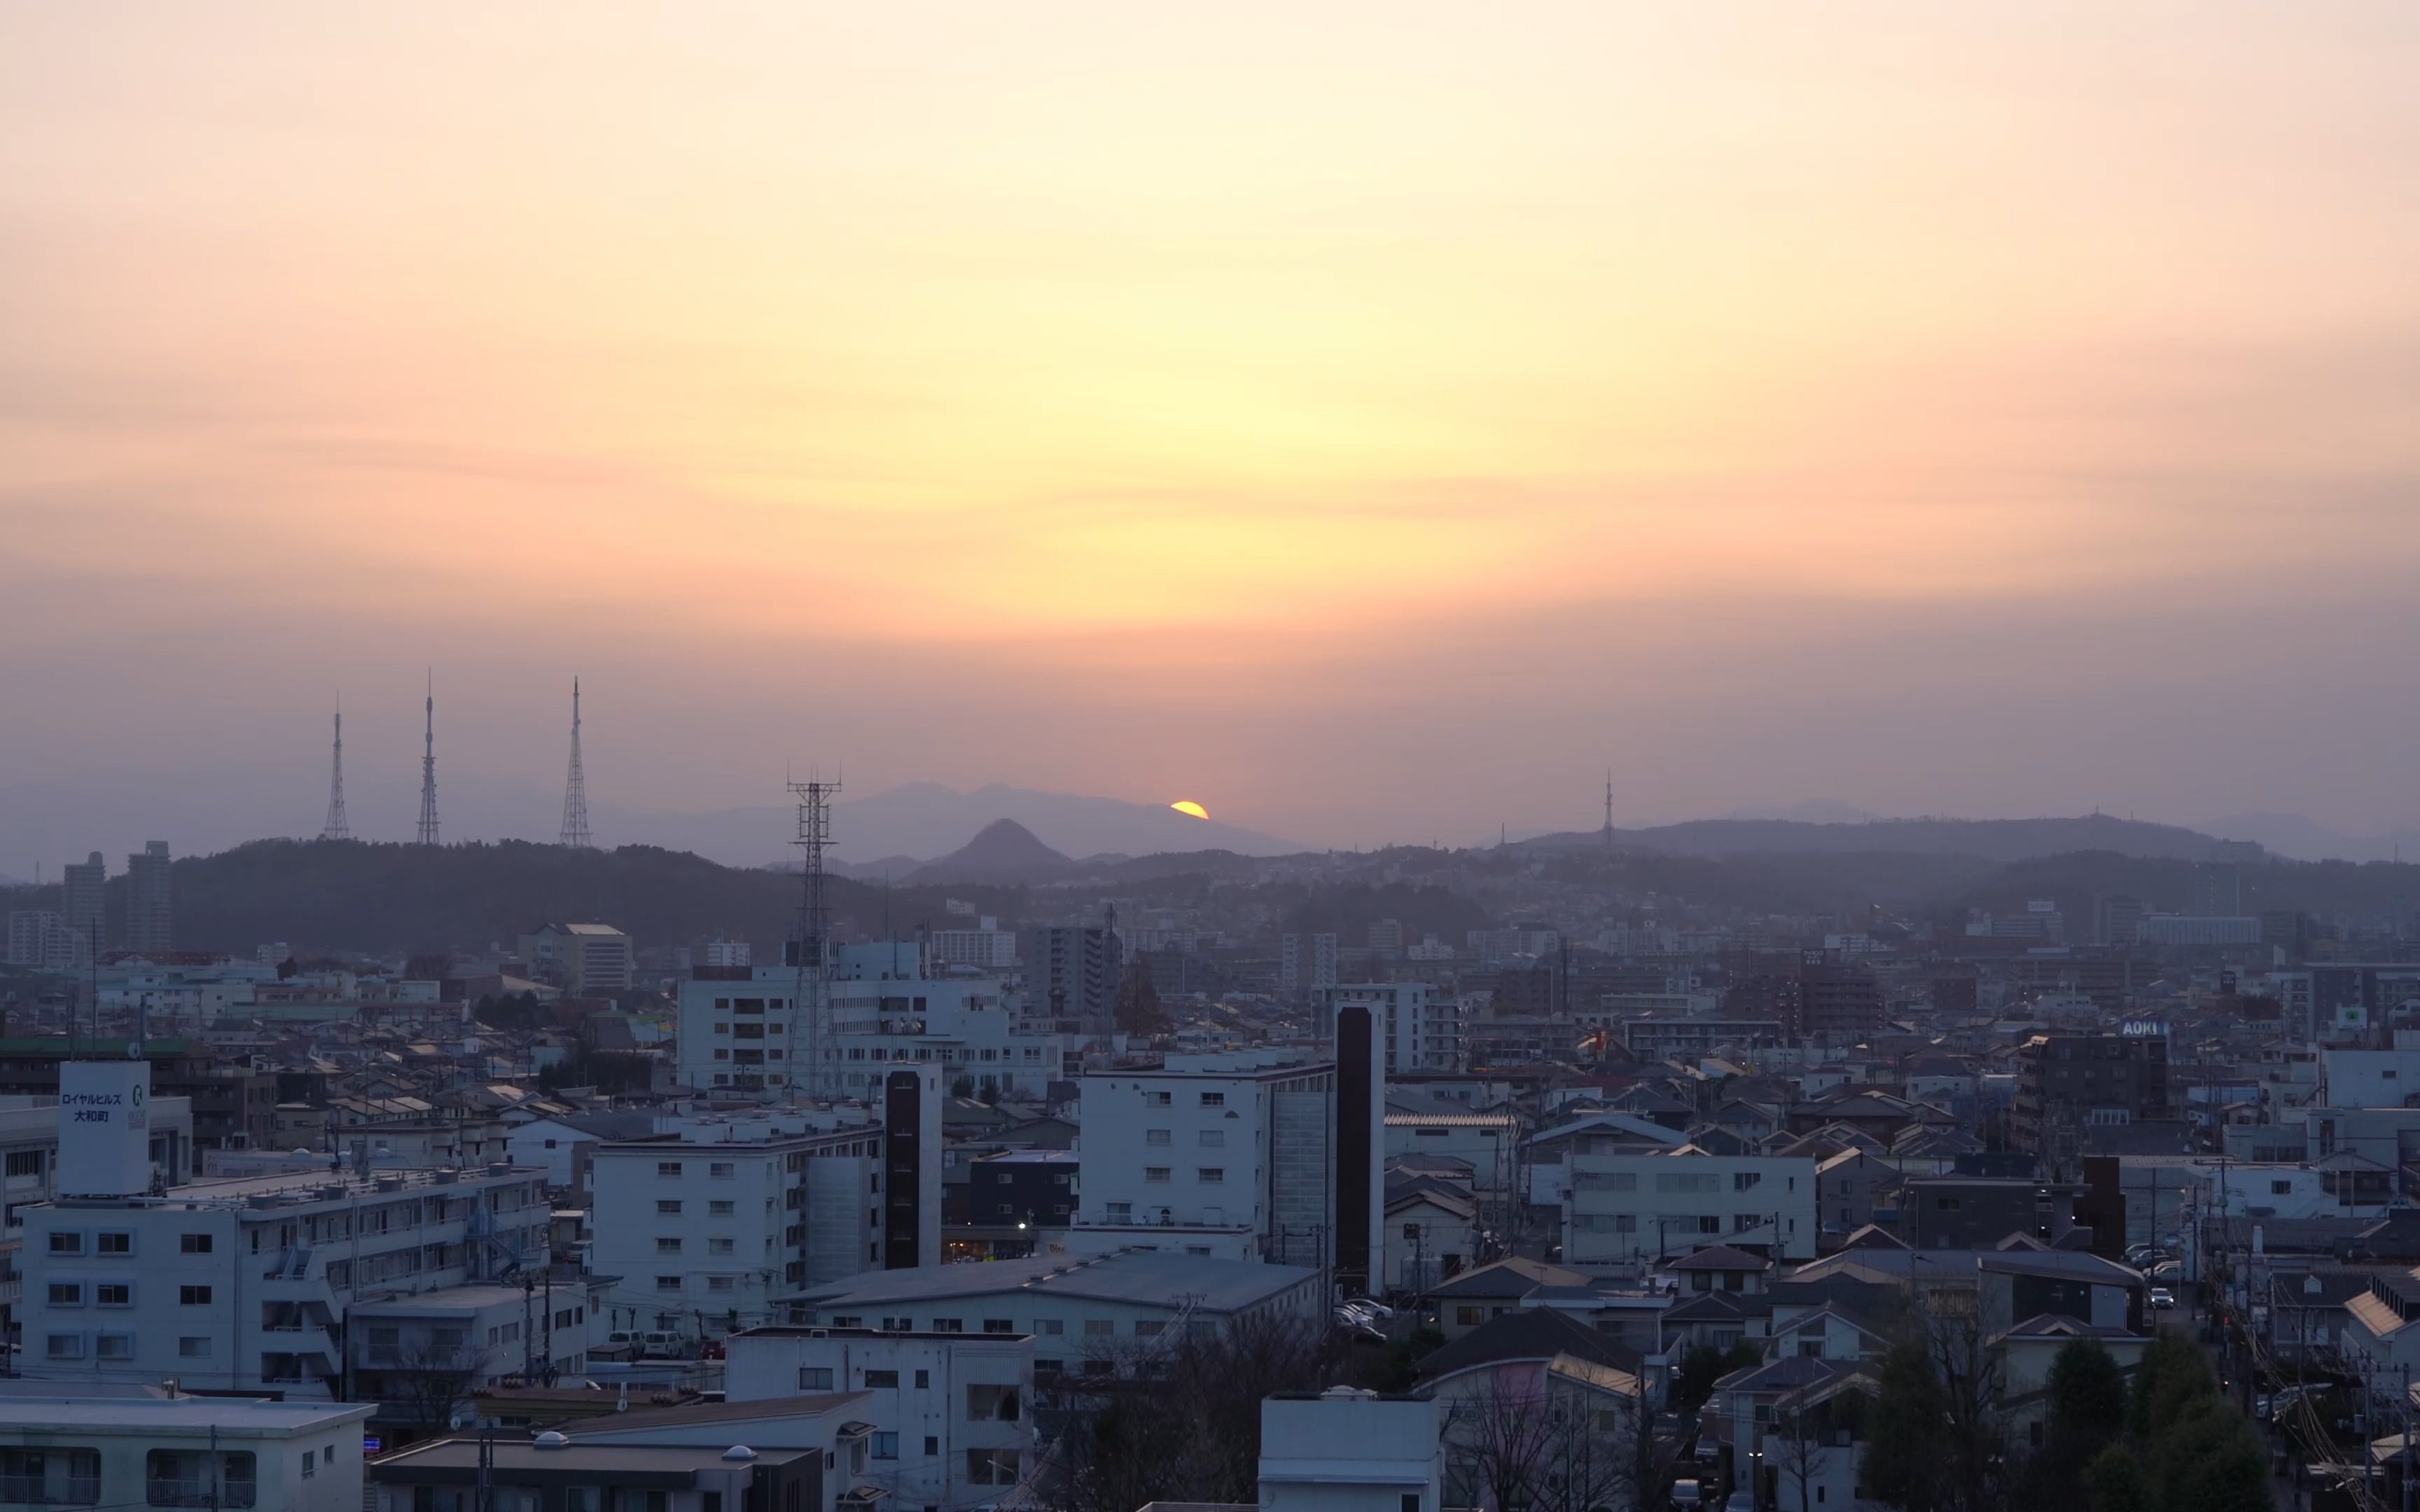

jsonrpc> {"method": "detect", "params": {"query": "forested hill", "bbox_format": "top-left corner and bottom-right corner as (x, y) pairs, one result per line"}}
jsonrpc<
(77, 839), (1032, 958)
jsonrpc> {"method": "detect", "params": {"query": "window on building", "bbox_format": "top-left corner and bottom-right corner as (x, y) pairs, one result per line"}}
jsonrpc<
(1198, 1130), (1224, 1148)
(656, 1275), (682, 1292)
(922, 1437), (938, 1458)
(1144, 1167), (1171, 1184)
(4, 1150), (41, 1177)
(657, 1162), (683, 1178)
(657, 1238), (682, 1254)
(709, 1162), (735, 1180)
(864, 1369), (900, 1387)
(1038, 1319), (1064, 1335)
(45, 1334), (83, 1359)
(95, 1284), (130, 1307)
(871, 1433), (898, 1460)
(710, 1200), (735, 1217)
(1455, 1306), (1481, 1325)
(179, 1337), (211, 1358)
(1105, 1203), (1132, 1223)
(1147, 1091), (1171, 1107)
(933, 1318), (964, 1333)
(1199, 1093), (1225, 1108)
(48, 1231), (81, 1254)
(1197, 1168), (1224, 1184)
(799, 1367), (835, 1390)
(708, 1276), (734, 1293)
(1085, 1319), (1115, 1336)
(48, 1282), (82, 1307)
(1145, 1130), (1171, 1146)
(915, 1370), (931, 1389)
(96, 1232), (132, 1255)
(657, 1200), (682, 1215)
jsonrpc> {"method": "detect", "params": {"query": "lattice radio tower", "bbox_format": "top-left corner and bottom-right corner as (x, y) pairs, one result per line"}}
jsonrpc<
(557, 678), (593, 848)
(788, 772), (838, 1100)
(415, 673), (441, 846)
(1602, 769), (1614, 848)
(320, 700), (350, 841)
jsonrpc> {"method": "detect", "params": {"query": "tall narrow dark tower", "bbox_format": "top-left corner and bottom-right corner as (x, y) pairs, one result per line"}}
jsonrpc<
(414, 674), (440, 846)
(788, 773), (839, 1099)
(1602, 769), (1614, 847)
(320, 702), (350, 841)
(557, 678), (592, 848)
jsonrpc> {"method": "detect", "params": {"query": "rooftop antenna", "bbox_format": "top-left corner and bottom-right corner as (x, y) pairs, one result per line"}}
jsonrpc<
(321, 698), (351, 841)
(415, 671), (441, 846)
(788, 770), (839, 1100)
(557, 677), (593, 848)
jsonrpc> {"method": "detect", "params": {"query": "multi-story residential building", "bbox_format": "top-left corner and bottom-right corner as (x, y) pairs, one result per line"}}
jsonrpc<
(1279, 933), (1340, 1004)
(124, 841), (172, 954)
(2010, 1032), (2171, 1171)
(1897, 1176), (2088, 1248)
(1079, 1016), (1384, 1292)
(1620, 1018), (1785, 1060)
(927, 927), (1016, 972)
(1561, 1149), (1820, 1264)
(517, 923), (634, 995)
(1314, 983), (1463, 1073)
(0, 1093), (195, 1345)
(676, 949), (1056, 1101)
(588, 1079), (942, 1341)
(0, 1393), (373, 1512)
(702, 938), (752, 968)
(725, 1326), (1034, 1512)
(963, 1150), (1076, 1230)
(782, 1250), (1323, 1366)
(5, 911), (86, 971)
(1022, 925), (1122, 1037)
(0, 1039), (273, 1150)
(17, 1160), (551, 1399)
(61, 852), (107, 955)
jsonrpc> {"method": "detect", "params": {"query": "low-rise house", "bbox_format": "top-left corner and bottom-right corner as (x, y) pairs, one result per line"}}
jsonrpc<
(0, 1392), (371, 1512)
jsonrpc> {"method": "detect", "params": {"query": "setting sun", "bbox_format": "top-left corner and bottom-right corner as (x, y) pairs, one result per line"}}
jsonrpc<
(1170, 802), (1210, 820)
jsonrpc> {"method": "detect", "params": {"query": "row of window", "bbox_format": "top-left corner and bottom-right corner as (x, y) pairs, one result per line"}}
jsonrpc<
(655, 1237), (746, 1255)
(1142, 1129), (1225, 1147)
(46, 1231), (211, 1256)
(823, 1314), (1164, 1338)
(42, 1331), (218, 1360)
(46, 1281), (214, 1307)
(1140, 1091), (1225, 1107)
(1141, 1168), (1223, 1184)
(655, 1200), (740, 1215)
(654, 1275), (740, 1292)
(655, 1162), (740, 1179)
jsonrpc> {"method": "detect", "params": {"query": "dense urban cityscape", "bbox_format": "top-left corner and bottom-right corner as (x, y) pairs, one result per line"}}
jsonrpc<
(9, 6), (2417, 1512)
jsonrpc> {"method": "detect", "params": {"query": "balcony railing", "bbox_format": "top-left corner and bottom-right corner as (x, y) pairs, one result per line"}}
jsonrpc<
(0, 1476), (99, 1506)
(146, 1480), (257, 1508)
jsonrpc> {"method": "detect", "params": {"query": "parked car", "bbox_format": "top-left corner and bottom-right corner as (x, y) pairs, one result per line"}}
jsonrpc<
(1350, 1298), (1398, 1320)
(1692, 1436), (1723, 1466)
(1723, 1493), (1755, 1512)
(1670, 1478), (1704, 1508)
(2149, 1287), (2176, 1310)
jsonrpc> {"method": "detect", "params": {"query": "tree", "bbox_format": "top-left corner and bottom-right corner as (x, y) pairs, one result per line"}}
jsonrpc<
(2083, 1444), (2150, 1512)
(2127, 1329), (2214, 1438)
(1861, 1338), (1949, 1512)
(1114, 957), (1169, 1036)
(387, 1336), (493, 1441)
(1674, 1345), (1733, 1411)
(2033, 1337), (2127, 1501)
(1441, 1367), (1643, 1512)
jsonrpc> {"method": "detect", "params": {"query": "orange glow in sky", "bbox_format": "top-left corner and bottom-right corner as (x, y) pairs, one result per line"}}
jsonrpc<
(6, 4), (2420, 845)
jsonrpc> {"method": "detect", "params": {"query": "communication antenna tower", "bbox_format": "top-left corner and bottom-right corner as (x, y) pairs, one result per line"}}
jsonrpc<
(557, 677), (593, 848)
(1602, 769), (1614, 847)
(321, 700), (350, 841)
(789, 772), (840, 1100)
(415, 671), (441, 846)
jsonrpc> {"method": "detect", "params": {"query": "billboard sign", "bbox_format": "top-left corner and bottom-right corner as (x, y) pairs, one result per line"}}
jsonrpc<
(57, 1060), (153, 1198)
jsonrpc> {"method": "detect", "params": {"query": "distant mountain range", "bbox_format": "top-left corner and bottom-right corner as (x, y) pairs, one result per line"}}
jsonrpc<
(1519, 813), (2257, 866)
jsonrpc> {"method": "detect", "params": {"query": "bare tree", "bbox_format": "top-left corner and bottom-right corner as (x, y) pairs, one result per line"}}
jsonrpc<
(1920, 1290), (2006, 1512)
(1444, 1367), (1646, 1512)
(387, 1336), (494, 1441)
(1766, 1403), (1824, 1512)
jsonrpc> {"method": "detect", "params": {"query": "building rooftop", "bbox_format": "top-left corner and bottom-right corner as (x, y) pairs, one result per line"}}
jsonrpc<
(786, 1250), (1317, 1314)
(0, 1396), (371, 1436)
(374, 1440), (814, 1476)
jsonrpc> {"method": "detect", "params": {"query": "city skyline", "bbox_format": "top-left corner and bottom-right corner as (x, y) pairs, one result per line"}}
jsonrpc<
(8, 6), (2420, 848)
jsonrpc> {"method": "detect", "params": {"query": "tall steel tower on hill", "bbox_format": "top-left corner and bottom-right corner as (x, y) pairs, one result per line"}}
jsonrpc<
(415, 674), (440, 846)
(558, 678), (592, 848)
(789, 772), (838, 1100)
(320, 701), (350, 840)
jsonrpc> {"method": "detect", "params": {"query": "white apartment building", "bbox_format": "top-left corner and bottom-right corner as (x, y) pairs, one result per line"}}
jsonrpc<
(782, 1250), (1323, 1370)
(1314, 984), (1464, 1073)
(17, 1159), (550, 1398)
(587, 1085), (942, 1341)
(926, 929), (1017, 972)
(725, 1327), (1034, 1512)
(518, 923), (634, 995)
(0, 1393), (374, 1512)
(1259, 1388), (1443, 1512)
(0, 1093), (195, 1342)
(1080, 1041), (1385, 1289)
(676, 949), (1062, 1101)
(1562, 1149), (1821, 1264)
(2320, 1046), (2420, 1111)
(4, 912), (87, 971)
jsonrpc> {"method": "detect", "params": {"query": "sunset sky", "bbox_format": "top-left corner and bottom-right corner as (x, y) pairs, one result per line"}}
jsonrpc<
(6, 4), (2420, 853)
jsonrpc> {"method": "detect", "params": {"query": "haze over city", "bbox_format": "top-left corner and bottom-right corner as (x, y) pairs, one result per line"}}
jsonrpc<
(8, 5), (2420, 857)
